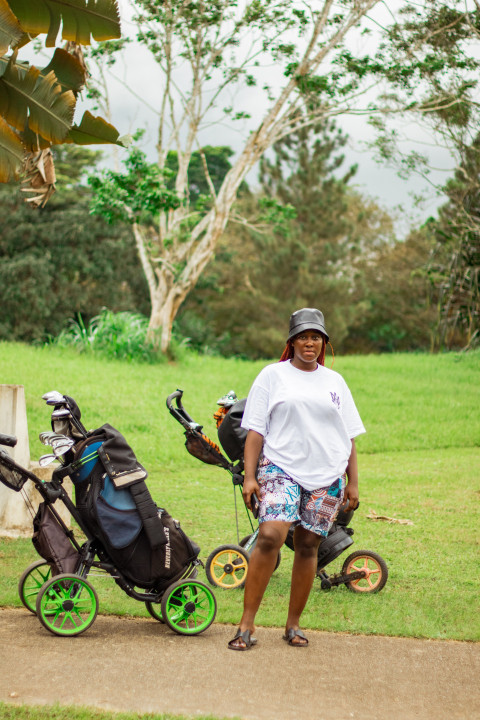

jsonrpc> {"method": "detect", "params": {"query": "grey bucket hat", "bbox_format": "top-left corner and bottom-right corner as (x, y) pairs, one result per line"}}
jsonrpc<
(288, 308), (329, 342)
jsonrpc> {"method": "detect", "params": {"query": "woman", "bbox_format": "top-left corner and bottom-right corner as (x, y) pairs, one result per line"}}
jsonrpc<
(228, 308), (365, 650)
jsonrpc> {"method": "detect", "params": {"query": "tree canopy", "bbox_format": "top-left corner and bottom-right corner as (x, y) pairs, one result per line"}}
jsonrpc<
(0, 146), (147, 342)
(87, 0), (480, 353)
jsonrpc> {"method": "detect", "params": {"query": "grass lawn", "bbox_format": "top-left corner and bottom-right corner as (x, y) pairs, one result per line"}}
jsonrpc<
(0, 343), (479, 643)
(0, 704), (237, 720)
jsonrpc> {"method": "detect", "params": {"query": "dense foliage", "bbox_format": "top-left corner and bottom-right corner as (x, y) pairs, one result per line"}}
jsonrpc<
(0, 148), (147, 343)
(175, 124), (435, 357)
(427, 136), (480, 349)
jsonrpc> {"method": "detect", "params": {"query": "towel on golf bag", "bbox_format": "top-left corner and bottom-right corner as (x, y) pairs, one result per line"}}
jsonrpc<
(70, 427), (199, 589)
(32, 502), (80, 575)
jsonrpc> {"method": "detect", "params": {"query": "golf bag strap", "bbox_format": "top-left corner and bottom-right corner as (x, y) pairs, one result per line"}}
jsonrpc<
(129, 481), (167, 548)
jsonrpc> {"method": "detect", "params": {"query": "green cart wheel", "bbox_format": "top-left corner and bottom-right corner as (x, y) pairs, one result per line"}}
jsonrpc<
(36, 573), (99, 636)
(161, 579), (217, 635)
(18, 560), (52, 614)
(145, 600), (164, 623)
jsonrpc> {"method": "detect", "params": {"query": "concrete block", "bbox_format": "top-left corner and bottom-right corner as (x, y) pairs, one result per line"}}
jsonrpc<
(0, 385), (72, 537)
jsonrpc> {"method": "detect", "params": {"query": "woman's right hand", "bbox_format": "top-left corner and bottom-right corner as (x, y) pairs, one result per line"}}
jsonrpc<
(242, 474), (260, 512)
(242, 429), (264, 511)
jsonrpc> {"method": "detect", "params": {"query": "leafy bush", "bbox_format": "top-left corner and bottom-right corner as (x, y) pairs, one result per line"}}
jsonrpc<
(51, 309), (181, 363)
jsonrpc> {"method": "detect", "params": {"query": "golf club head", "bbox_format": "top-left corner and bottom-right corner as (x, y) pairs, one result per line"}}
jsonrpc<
(51, 408), (70, 419)
(40, 431), (73, 449)
(39, 431), (58, 445)
(51, 438), (75, 457)
(42, 391), (67, 406)
(38, 454), (58, 467)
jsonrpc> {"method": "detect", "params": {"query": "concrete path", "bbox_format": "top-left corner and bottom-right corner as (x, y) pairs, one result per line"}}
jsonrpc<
(1, 608), (479, 720)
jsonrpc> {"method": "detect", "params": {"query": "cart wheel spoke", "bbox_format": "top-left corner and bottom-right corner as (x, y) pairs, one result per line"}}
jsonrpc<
(205, 545), (250, 589)
(161, 579), (217, 635)
(342, 550), (389, 594)
(36, 574), (99, 636)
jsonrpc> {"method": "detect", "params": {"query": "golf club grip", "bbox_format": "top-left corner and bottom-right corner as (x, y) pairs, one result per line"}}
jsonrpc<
(0, 433), (17, 448)
(166, 389), (183, 410)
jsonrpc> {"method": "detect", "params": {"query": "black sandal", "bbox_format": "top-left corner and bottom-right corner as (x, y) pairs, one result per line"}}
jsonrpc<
(283, 628), (308, 647)
(227, 628), (257, 651)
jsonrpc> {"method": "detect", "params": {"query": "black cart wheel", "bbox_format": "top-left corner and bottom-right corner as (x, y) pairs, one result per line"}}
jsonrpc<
(36, 573), (99, 636)
(240, 535), (281, 572)
(161, 579), (217, 635)
(145, 600), (165, 623)
(205, 544), (249, 589)
(18, 560), (52, 614)
(342, 550), (388, 593)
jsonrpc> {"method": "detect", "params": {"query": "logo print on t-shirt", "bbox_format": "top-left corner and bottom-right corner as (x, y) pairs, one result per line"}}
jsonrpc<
(330, 392), (340, 409)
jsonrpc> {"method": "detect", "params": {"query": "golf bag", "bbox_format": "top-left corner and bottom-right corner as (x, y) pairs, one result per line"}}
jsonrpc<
(68, 424), (199, 589)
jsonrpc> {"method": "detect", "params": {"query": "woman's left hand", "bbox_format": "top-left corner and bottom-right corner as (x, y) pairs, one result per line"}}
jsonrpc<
(343, 482), (359, 511)
(344, 439), (359, 510)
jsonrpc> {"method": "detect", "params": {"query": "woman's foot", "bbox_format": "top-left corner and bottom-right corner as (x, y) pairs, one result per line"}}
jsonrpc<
(228, 627), (257, 651)
(283, 627), (308, 647)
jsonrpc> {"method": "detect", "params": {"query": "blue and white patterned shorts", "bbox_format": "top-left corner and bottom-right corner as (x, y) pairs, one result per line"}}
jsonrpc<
(256, 456), (346, 537)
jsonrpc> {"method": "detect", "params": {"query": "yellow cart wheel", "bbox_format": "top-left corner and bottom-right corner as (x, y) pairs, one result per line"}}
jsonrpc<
(205, 544), (249, 589)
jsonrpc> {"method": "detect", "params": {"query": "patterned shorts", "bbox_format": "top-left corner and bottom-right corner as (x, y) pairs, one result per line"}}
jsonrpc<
(256, 456), (346, 537)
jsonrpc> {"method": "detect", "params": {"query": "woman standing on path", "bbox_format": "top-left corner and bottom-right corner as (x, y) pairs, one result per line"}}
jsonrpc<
(228, 308), (366, 650)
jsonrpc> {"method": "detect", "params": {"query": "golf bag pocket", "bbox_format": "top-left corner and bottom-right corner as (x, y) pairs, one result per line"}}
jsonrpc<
(95, 495), (142, 549)
(33, 502), (80, 575)
(70, 440), (103, 484)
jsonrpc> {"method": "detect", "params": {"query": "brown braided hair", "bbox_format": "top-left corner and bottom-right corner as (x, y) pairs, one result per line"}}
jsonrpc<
(279, 334), (333, 367)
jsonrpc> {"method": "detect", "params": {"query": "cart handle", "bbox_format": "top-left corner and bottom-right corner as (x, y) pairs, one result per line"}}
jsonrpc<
(166, 389), (201, 429)
(0, 433), (17, 448)
(166, 389), (184, 411)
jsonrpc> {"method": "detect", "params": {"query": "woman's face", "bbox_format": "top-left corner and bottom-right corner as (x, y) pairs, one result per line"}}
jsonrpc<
(291, 330), (324, 370)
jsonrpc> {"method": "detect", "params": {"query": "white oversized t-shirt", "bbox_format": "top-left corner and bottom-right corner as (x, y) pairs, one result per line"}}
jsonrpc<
(241, 361), (366, 491)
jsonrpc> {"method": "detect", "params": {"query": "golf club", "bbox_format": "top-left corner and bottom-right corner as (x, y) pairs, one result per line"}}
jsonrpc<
(42, 391), (67, 406)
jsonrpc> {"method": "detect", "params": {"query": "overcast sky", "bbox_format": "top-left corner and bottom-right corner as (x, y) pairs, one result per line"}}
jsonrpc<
(82, 0), (458, 237)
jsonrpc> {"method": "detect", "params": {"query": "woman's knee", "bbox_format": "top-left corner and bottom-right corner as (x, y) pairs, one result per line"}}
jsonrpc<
(256, 523), (289, 553)
(293, 527), (322, 558)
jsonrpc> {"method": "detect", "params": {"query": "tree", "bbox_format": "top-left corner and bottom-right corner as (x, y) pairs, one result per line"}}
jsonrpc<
(360, 2), (480, 349)
(342, 226), (436, 353)
(0, 0), (129, 204)
(90, 0), (480, 353)
(176, 120), (396, 358)
(427, 136), (480, 349)
(0, 146), (148, 342)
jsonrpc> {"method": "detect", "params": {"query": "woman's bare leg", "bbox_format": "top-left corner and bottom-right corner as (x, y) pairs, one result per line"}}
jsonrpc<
(284, 525), (322, 645)
(229, 520), (291, 648)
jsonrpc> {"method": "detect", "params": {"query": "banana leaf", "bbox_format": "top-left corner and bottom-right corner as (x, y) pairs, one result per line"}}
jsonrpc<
(66, 110), (131, 147)
(41, 48), (87, 94)
(0, 0), (22, 55)
(7, 0), (121, 47)
(0, 55), (75, 142)
(0, 114), (23, 181)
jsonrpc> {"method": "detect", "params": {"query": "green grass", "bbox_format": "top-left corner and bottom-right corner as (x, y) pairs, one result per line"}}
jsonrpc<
(0, 343), (479, 642)
(0, 703), (237, 720)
